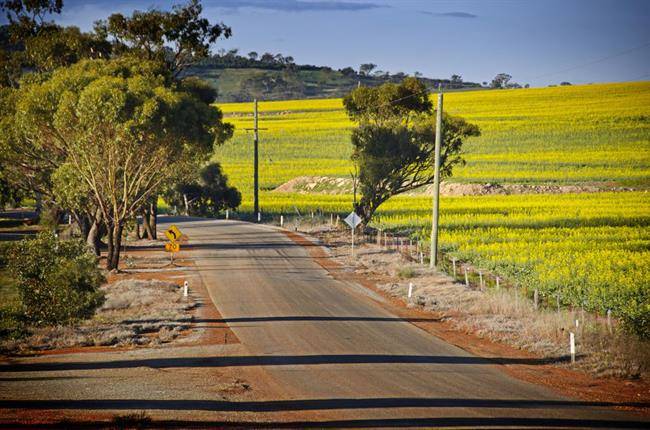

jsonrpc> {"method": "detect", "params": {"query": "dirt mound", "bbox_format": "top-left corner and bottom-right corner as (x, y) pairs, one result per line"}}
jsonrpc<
(273, 176), (354, 194)
(273, 176), (626, 196)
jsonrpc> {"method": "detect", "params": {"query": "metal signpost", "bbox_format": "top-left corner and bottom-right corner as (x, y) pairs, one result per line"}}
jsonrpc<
(164, 224), (183, 265)
(344, 211), (362, 257)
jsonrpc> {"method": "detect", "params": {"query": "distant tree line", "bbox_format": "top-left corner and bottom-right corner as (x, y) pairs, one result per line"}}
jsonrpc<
(190, 50), (484, 90)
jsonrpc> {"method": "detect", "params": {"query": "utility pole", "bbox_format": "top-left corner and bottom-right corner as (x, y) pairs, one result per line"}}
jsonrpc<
(253, 98), (259, 220)
(430, 85), (443, 269)
(244, 100), (268, 222)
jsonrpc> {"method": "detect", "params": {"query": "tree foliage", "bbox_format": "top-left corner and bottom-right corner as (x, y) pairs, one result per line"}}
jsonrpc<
(343, 77), (432, 126)
(7, 58), (231, 268)
(164, 162), (241, 217)
(490, 73), (512, 89)
(344, 79), (480, 224)
(8, 232), (104, 325)
(96, 0), (231, 78)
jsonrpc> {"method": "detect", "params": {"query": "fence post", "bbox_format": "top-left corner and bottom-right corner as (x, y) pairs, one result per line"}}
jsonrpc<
(570, 332), (576, 363)
(452, 258), (457, 277)
(534, 289), (539, 310)
(464, 267), (469, 288)
(280, 215), (284, 227)
(478, 271), (484, 290)
(495, 276), (500, 290)
(408, 282), (413, 298)
(607, 309), (612, 334)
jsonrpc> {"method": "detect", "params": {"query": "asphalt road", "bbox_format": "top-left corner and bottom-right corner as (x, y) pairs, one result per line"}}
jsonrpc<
(161, 218), (647, 428)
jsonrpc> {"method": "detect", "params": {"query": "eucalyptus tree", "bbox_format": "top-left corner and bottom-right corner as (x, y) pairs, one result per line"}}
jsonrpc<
(11, 58), (231, 269)
(344, 78), (480, 225)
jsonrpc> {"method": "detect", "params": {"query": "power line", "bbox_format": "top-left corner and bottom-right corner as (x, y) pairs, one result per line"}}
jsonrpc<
(527, 40), (650, 81)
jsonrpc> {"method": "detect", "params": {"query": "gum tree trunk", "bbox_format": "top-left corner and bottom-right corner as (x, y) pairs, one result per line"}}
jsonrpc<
(106, 223), (124, 271)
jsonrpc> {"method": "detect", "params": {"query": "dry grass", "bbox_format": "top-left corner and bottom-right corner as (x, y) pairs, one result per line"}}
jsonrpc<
(0, 279), (195, 355)
(308, 224), (649, 380)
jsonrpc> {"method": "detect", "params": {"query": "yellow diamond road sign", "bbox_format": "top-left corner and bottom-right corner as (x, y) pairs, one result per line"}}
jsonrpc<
(165, 225), (182, 242)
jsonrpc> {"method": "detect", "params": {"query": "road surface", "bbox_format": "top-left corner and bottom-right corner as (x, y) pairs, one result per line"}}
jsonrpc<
(0, 217), (647, 428)
(166, 218), (647, 428)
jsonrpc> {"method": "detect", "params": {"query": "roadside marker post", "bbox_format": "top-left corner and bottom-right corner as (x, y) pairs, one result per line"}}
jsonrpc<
(257, 211), (261, 223)
(464, 268), (469, 288)
(452, 258), (457, 278)
(570, 332), (576, 363)
(344, 211), (362, 258)
(183, 281), (188, 298)
(280, 215), (284, 227)
(408, 282), (414, 299)
(534, 289), (539, 310)
(226, 209), (229, 220)
(607, 309), (613, 334)
(478, 271), (484, 290)
(496, 276), (500, 290)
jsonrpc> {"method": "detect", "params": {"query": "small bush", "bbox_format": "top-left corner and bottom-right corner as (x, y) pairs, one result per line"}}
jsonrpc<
(397, 266), (416, 279)
(7, 232), (105, 325)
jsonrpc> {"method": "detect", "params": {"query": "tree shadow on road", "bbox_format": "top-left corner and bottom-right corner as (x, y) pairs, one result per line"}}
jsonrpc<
(0, 353), (586, 373)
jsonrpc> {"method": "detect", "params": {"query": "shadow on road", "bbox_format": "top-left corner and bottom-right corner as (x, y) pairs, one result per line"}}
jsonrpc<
(1, 418), (647, 429)
(122, 316), (442, 324)
(1, 397), (647, 411)
(1, 354), (584, 373)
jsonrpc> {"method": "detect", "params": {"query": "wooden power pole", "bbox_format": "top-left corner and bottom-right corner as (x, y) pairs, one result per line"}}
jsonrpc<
(253, 99), (259, 220)
(430, 86), (443, 269)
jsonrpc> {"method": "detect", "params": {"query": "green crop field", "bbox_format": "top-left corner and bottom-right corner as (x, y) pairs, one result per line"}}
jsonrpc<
(213, 82), (650, 334)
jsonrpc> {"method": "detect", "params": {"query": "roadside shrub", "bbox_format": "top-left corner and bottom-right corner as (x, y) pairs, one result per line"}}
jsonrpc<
(397, 266), (416, 279)
(7, 233), (105, 325)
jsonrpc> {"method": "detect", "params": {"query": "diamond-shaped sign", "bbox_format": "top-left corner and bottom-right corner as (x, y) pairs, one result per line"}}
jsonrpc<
(344, 211), (362, 229)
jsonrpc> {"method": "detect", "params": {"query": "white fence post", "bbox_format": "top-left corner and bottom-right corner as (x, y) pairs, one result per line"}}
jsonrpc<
(183, 281), (188, 298)
(464, 267), (469, 288)
(570, 332), (576, 363)
(607, 309), (612, 334)
(280, 215), (284, 227)
(408, 282), (413, 298)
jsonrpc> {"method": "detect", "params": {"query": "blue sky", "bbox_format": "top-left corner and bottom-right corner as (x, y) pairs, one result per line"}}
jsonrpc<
(6, 0), (649, 86)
